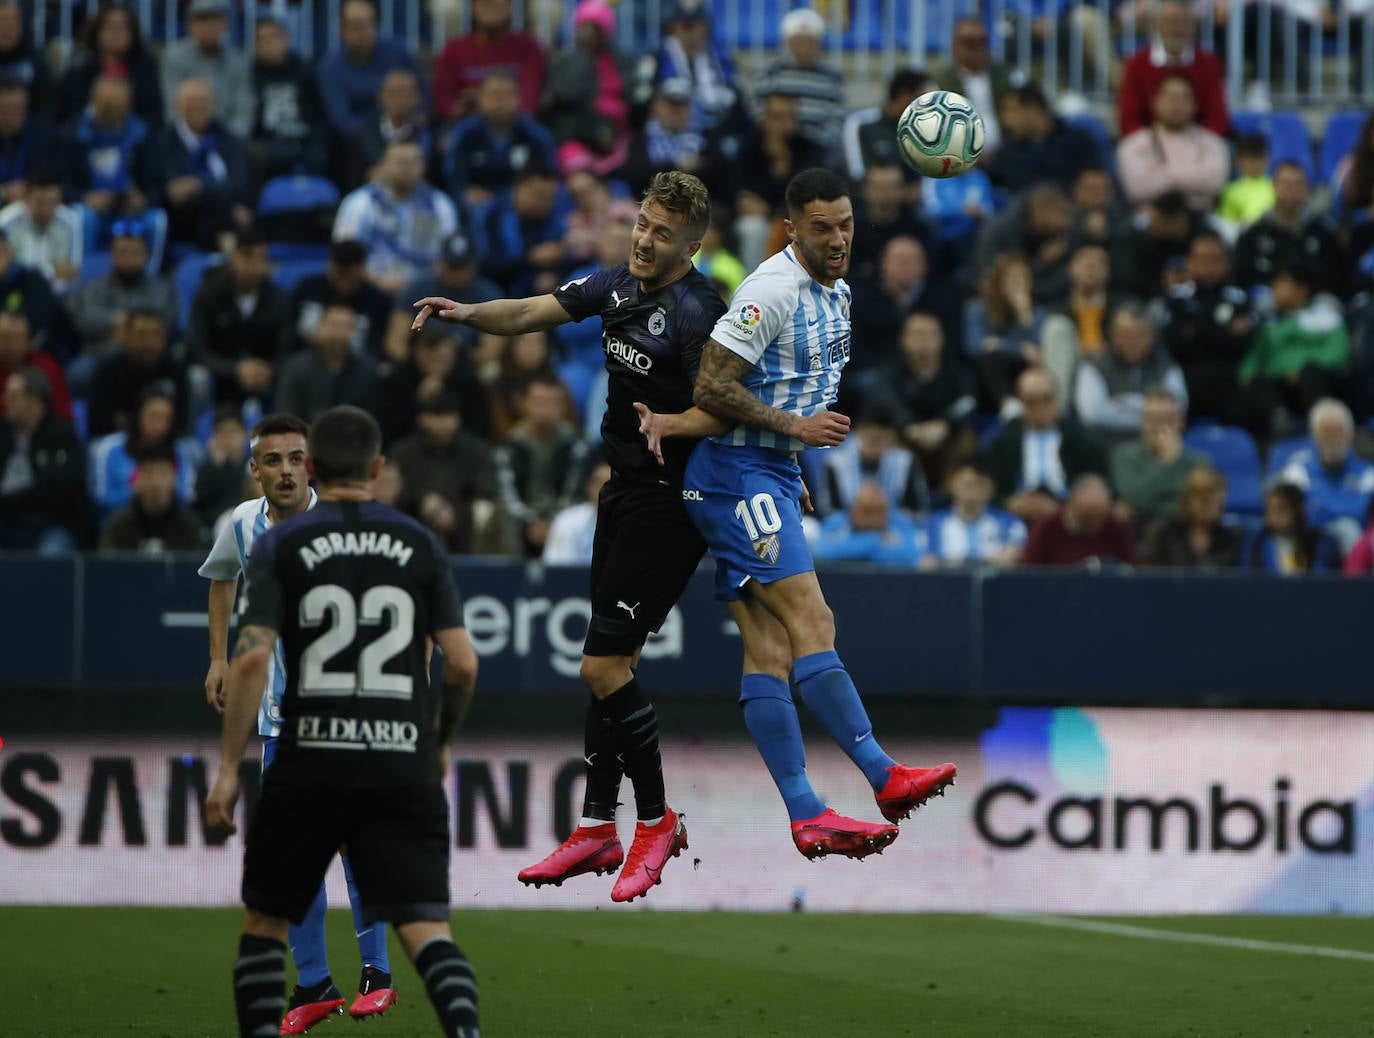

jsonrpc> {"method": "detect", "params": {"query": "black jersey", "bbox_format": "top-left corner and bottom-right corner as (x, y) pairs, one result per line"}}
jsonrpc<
(554, 263), (727, 486)
(240, 499), (465, 788)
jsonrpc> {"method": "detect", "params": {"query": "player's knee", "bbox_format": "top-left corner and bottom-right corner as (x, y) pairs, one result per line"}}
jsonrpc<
(579, 654), (632, 697)
(742, 641), (792, 681)
(242, 908), (289, 942)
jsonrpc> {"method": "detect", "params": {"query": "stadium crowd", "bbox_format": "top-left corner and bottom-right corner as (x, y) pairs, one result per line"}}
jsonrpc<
(2, 0), (1374, 576)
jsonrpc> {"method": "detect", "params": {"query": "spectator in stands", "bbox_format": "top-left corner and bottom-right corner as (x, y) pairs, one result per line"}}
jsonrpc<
(0, 171), (80, 291)
(1070, 167), (1127, 248)
(385, 231), (499, 362)
(815, 479), (926, 567)
(932, 17), (1014, 155)
(1022, 473), (1136, 566)
(496, 375), (586, 557)
(192, 404), (246, 526)
(1038, 242), (1119, 403)
(848, 161), (929, 284)
(985, 83), (1102, 196)
(484, 329), (575, 438)
(731, 92), (826, 269)
(1277, 399), (1374, 543)
(849, 236), (960, 381)
(1118, 0), (1229, 137)
(0, 226), (71, 356)
(1110, 388), (1207, 527)
(0, 366), (85, 552)
(59, 76), (158, 231)
(1236, 263), (1351, 439)
(1340, 498), (1374, 575)
(376, 322), (489, 445)
(293, 239), (391, 359)
(158, 78), (252, 251)
(1075, 303), (1189, 443)
(334, 137), (460, 298)
(965, 251), (1044, 415)
(977, 182), (1074, 308)
(99, 443), (202, 552)
(543, 456), (610, 565)
(67, 220), (177, 359)
(352, 69), (431, 188)
(1116, 75), (1228, 213)
(1333, 109), (1374, 242)
(693, 209), (746, 300)
(542, 0), (633, 178)
(0, 310), (67, 421)
(316, 0), (421, 142)
(754, 7), (845, 165)
(644, 0), (740, 135)
(561, 169), (638, 271)
(0, 78), (55, 206)
(470, 167), (568, 297)
(923, 459), (1026, 567)
(439, 69), (556, 208)
(1111, 189), (1204, 300)
(1158, 230), (1255, 422)
(161, 0), (251, 138)
(813, 402), (930, 519)
(247, 16), (327, 186)
(275, 304), (376, 422)
(844, 68), (930, 182)
(432, 0), (546, 121)
(88, 308), (187, 438)
(58, 3), (162, 129)
(0, 1), (53, 118)
(985, 367), (1109, 521)
(1236, 161), (1347, 302)
(390, 391), (505, 554)
(1244, 481), (1341, 574)
(622, 77), (706, 197)
(186, 226), (292, 408)
(1217, 134), (1275, 231)
(1141, 464), (1240, 567)
(89, 381), (199, 518)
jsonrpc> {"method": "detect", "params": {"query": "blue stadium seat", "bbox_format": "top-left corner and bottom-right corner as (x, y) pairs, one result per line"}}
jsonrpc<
(1184, 424), (1265, 514)
(1230, 110), (1315, 180)
(73, 251), (112, 290)
(1319, 110), (1365, 184)
(268, 242), (330, 262)
(256, 175), (341, 218)
(1265, 435), (1310, 479)
(271, 257), (327, 292)
(173, 252), (223, 331)
(1064, 111), (1115, 172)
(71, 398), (88, 442)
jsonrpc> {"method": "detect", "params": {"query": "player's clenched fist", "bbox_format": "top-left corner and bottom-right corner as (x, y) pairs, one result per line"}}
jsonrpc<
(791, 409), (850, 447)
(411, 296), (473, 331)
(204, 658), (228, 714)
(204, 769), (241, 837)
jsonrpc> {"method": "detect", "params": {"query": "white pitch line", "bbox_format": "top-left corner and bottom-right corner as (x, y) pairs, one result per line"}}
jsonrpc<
(991, 914), (1374, 964)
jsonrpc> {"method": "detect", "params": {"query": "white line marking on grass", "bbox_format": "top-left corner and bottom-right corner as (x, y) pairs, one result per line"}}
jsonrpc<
(992, 914), (1374, 964)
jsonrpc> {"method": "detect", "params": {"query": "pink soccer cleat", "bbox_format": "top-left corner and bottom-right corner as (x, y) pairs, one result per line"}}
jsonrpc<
(348, 967), (397, 1020)
(876, 763), (957, 822)
(790, 808), (900, 860)
(518, 822), (624, 888)
(278, 980), (345, 1035)
(610, 807), (688, 903)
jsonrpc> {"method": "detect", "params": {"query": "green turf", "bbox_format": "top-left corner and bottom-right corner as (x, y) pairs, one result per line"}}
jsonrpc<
(7, 908), (1374, 1037)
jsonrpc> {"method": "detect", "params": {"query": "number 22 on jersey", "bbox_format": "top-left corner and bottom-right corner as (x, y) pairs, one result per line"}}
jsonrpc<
(299, 584), (414, 699)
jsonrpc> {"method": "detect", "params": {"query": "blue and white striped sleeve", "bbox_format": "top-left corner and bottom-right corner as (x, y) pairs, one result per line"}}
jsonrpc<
(711, 269), (793, 367)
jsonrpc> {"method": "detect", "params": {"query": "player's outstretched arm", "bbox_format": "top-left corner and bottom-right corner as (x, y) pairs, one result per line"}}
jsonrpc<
(411, 294), (571, 336)
(693, 341), (851, 446)
(434, 625), (479, 746)
(204, 577), (238, 714)
(633, 402), (731, 465)
(205, 624), (275, 836)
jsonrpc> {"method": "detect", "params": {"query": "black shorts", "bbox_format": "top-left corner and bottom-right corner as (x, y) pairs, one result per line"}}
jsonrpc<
(242, 773), (451, 926)
(585, 474), (707, 657)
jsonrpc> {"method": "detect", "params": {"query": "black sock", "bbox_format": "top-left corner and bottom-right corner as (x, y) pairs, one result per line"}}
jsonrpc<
(416, 938), (480, 1038)
(600, 678), (666, 821)
(233, 933), (287, 1038)
(582, 692), (624, 821)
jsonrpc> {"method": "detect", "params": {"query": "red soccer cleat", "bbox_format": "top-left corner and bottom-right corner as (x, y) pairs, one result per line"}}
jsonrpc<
(610, 807), (688, 903)
(518, 822), (625, 888)
(790, 808), (900, 860)
(349, 967), (397, 1020)
(278, 981), (345, 1035)
(876, 762), (957, 822)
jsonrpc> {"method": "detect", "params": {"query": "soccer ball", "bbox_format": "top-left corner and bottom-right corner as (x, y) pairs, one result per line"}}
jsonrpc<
(895, 90), (986, 179)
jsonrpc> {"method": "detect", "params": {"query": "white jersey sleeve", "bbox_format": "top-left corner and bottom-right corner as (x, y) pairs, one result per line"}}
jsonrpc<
(710, 263), (799, 367)
(197, 499), (254, 580)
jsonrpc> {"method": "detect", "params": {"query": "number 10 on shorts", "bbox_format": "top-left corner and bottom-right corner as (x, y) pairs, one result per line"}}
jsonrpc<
(735, 493), (782, 541)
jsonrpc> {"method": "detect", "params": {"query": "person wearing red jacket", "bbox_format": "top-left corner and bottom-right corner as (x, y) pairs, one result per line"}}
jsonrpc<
(431, 0), (546, 123)
(1118, 0), (1229, 138)
(0, 310), (70, 422)
(1022, 474), (1138, 567)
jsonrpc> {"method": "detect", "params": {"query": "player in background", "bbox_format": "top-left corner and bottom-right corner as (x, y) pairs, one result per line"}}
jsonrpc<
(413, 172), (788, 902)
(200, 412), (398, 1033)
(205, 405), (481, 1038)
(636, 169), (957, 860)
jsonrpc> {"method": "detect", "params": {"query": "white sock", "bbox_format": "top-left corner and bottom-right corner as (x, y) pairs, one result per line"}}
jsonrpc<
(639, 814), (665, 827)
(579, 815), (612, 829)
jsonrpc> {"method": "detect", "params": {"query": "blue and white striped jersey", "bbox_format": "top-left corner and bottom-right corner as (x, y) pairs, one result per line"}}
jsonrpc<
(198, 490), (318, 736)
(709, 245), (852, 452)
(924, 507), (1027, 564)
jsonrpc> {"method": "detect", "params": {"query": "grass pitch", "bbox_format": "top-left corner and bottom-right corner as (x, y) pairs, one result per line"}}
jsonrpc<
(7, 908), (1374, 1037)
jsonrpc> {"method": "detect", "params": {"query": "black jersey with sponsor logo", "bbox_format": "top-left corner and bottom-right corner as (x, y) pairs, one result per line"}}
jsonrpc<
(554, 263), (727, 486)
(240, 499), (464, 788)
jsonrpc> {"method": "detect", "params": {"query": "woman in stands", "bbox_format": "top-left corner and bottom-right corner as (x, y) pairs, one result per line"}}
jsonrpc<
(1244, 482), (1342, 575)
(1142, 465), (1241, 569)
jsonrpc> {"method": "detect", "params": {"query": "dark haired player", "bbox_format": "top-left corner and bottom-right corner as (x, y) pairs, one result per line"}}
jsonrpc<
(412, 171), (725, 902)
(206, 406), (481, 1038)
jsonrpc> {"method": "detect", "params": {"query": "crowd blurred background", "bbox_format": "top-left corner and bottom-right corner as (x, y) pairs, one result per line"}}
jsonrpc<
(4, 0), (1374, 578)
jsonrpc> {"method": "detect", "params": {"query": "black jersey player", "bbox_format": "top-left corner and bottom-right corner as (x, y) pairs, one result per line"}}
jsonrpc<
(206, 406), (481, 1038)
(413, 171), (727, 903)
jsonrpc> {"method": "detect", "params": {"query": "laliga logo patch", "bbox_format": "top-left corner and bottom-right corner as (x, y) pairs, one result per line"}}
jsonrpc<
(731, 303), (761, 337)
(648, 308), (666, 335)
(752, 534), (780, 565)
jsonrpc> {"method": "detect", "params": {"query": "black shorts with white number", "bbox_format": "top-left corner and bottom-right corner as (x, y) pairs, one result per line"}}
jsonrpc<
(584, 474), (707, 657)
(242, 771), (451, 926)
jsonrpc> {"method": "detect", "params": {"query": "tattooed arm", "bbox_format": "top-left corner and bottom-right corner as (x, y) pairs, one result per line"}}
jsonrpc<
(692, 341), (851, 446)
(205, 624), (275, 835)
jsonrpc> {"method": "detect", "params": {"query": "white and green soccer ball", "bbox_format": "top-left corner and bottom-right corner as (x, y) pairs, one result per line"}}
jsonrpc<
(896, 90), (986, 179)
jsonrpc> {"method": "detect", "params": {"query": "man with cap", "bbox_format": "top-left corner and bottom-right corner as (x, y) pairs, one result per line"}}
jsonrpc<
(293, 239), (394, 357)
(161, 0), (252, 138)
(0, 364), (86, 552)
(383, 232), (500, 362)
(753, 7), (845, 165)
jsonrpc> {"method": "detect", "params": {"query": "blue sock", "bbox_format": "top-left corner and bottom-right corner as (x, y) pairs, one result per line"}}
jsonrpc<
(342, 856), (391, 973)
(792, 650), (896, 790)
(739, 673), (826, 823)
(289, 882), (331, 988)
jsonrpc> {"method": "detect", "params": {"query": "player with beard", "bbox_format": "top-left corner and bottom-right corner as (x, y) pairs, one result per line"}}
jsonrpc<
(199, 412), (397, 1032)
(636, 169), (958, 860)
